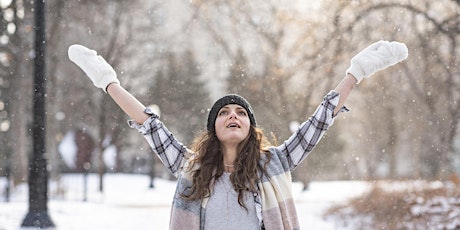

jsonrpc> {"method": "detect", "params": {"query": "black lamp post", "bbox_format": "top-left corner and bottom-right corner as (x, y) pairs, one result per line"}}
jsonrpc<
(21, 0), (55, 228)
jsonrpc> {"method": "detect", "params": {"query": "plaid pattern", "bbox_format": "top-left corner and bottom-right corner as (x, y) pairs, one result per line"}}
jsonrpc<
(128, 112), (191, 177)
(129, 90), (346, 230)
(276, 90), (346, 171)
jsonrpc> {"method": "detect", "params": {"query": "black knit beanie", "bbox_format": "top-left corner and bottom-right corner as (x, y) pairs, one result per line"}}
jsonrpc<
(207, 94), (256, 132)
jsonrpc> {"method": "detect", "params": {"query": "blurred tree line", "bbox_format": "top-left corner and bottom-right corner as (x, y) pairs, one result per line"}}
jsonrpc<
(0, 0), (458, 188)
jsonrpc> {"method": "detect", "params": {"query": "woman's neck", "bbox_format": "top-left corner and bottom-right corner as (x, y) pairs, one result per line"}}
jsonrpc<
(221, 144), (238, 172)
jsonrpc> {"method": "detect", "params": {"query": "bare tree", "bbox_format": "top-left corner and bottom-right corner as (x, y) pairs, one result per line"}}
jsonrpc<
(0, 0), (35, 185)
(330, 0), (460, 179)
(13, 0), (455, 185)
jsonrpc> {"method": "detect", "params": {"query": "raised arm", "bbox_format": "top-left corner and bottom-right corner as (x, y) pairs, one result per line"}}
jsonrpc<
(276, 40), (408, 170)
(106, 83), (149, 124)
(68, 44), (190, 176)
(68, 44), (149, 124)
(334, 40), (408, 115)
(333, 73), (357, 115)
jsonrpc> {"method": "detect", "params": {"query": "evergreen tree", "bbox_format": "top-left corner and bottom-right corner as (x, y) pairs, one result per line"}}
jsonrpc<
(226, 49), (252, 95)
(151, 50), (211, 145)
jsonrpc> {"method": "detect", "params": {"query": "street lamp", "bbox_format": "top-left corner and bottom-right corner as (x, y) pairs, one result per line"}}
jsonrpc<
(21, 0), (55, 228)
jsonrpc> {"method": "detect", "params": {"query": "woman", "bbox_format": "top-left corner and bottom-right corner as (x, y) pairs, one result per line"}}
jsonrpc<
(68, 40), (408, 230)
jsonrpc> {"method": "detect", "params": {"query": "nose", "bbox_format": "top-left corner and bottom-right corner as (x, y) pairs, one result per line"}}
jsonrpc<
(228, 111), (238, 119)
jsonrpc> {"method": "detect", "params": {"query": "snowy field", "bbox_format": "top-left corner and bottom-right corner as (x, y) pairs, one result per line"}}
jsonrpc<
(0, 174), (369, 230)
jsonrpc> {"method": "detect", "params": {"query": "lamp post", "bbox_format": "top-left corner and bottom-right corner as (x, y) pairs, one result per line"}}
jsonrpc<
(21, 0), (55, 228)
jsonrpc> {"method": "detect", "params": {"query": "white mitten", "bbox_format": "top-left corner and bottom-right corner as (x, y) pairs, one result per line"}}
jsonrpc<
(68, 44), (120, 93)
(346, 40), (408, 84)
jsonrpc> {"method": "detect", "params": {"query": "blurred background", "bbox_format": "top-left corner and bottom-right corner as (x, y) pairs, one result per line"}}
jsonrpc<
(0, 0), (459, 199)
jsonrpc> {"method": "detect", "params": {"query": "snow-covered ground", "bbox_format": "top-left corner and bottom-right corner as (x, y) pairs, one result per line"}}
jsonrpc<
(0, 174), (369, 230)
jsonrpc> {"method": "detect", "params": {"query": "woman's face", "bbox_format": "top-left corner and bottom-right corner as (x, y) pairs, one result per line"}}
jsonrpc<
(215, 104), (251, 145)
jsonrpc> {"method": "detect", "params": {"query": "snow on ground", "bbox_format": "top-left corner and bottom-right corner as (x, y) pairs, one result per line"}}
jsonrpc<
(0, 174), (369, 230)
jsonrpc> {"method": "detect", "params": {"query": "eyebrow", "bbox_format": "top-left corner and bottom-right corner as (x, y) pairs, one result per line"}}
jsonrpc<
(221, 105), (245, 110)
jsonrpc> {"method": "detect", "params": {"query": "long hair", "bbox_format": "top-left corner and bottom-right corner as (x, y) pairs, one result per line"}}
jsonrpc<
(182, 125), (272, 209)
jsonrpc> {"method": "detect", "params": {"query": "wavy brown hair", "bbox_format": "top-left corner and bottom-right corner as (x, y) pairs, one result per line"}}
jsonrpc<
(182, 126), (272, 209)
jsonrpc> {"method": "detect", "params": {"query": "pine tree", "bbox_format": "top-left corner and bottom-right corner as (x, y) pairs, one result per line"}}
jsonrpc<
(226, 49), (251, 95)
(150, 50), (211, 145)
